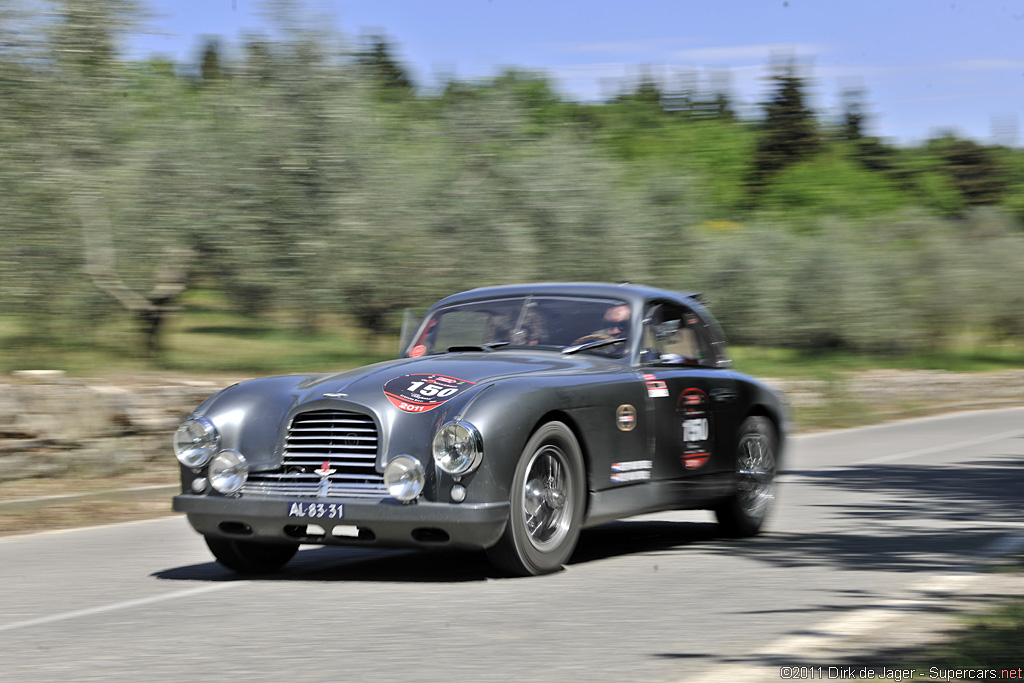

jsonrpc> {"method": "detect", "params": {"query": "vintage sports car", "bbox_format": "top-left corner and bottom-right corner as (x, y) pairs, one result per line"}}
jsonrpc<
(173, 283), (787, 576)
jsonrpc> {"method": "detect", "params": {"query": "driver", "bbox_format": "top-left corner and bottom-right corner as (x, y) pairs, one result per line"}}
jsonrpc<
(574, 303), (631, 343)
(599, 304), (631, 338)
(569, 303), (632, 350)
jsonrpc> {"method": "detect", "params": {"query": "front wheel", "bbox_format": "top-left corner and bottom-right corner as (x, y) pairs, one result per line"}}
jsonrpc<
(715, 415), (778, 537)
(486, 422), (586, 576)
(205, 537), (299, 574)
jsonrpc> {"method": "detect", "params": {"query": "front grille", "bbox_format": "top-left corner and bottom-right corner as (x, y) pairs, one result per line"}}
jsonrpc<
(242, 410), (386, 499)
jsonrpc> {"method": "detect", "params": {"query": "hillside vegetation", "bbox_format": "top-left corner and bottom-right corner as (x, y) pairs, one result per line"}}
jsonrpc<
(2, 1), (1024, 373)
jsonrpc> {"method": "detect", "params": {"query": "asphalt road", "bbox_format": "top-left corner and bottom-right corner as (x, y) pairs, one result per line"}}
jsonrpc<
(2, 407), (1023, 683)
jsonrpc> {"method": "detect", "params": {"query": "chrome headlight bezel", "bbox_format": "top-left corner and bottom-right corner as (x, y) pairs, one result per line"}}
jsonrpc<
(383, 455), (425, 501)
(432, 421), (484, 476)
(208, 449), (249, 494)
(173, 417), (221, 469)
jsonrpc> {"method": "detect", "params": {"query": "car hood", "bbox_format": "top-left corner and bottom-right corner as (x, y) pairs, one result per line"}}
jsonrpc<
(299, 350), (619, 396)
(195, 350), (624, 468)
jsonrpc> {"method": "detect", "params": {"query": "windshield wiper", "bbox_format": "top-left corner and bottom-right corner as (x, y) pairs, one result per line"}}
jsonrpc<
(446, 342), (511, 353)
(561, 337), (627, 355)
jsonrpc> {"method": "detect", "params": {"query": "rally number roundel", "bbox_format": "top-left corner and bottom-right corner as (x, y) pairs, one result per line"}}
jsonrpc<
(383, 374), (476, 413)
(677, 387), (713, 470)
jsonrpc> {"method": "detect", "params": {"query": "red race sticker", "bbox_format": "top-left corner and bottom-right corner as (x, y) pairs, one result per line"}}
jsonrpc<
(383, 374), (476, 413)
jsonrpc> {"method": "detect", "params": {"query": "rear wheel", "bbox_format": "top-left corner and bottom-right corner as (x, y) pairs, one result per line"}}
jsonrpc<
(715, 415), (778, 537)
(486, 422), (585, 576)
(205, 537), (299, 574)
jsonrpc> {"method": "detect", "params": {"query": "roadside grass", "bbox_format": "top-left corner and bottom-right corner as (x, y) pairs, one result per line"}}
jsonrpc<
(902, 566), (1024, 675)
(4, 304), (1023, 378)
(0, 304), (396, 376)
(920, 600), (1024, 672)
(729, 343), (1024, 378)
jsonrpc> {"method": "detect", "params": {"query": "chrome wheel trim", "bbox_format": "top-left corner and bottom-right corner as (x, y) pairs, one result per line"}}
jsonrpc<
(735, 432), (776, 520)
(521, 444), (573, 551)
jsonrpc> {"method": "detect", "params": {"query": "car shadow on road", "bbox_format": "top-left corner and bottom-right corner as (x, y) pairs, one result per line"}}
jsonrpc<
(153, 457), (1024, 582)
(152, 520), (720, 583)
(713, 457), (1024, 574)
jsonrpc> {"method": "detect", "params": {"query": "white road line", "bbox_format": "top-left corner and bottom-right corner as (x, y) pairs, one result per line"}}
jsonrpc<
(0, 484), (177, 507)
(0, 583), (240, 633)
(682, 533), (1024, 683)
(855, 426), (1024, 465)
(793, 406), (1024, 442)
(0, 514), (181, 544)
(682, 573), (990, 683)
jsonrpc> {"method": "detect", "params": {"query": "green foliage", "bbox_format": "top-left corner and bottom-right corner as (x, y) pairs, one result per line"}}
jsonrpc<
(756, 148), (904, 220)
(926, 134), (1011, 208)
(355, 34), (414, 97)
(2, 0), (1024, 368)
(747, 59), (821, 198)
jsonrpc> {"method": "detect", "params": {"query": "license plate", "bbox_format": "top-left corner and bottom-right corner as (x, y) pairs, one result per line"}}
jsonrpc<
(287, 502), (344, 519)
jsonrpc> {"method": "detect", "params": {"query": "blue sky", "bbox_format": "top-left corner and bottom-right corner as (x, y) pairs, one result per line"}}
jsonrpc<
(127, 0), (1024, 146)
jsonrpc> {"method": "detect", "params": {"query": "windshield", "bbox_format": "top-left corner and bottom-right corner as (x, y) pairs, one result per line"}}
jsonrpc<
(405, 296), (631, 358)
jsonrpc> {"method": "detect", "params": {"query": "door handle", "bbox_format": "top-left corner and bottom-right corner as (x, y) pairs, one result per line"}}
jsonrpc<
(710, 388), (738, 403)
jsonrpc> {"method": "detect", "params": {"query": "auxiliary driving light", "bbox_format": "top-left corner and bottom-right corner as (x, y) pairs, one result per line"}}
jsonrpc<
(384, 455), (425, 501)
(209, 449), (249, 494)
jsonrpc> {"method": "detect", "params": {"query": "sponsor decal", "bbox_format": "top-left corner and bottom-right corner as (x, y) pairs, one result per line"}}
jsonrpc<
(615, 404), (637, 432)
(409, 344), (427, 358)
(383, 374), (476, 413)
(646, 380), (669, 398)
(681, 389), (705, 407)
(683, 454), (710, 470)
(611, 460), (653, 483)
(683, 418), (709, 442)
(677, 387), (713, 468)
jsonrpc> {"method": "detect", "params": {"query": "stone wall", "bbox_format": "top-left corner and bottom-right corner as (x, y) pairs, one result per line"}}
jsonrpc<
(2, 369), (1022, 483)
(0, 372), (229, 482)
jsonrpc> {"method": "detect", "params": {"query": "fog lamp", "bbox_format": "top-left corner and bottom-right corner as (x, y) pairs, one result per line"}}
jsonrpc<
(209, 449), (248, 494)
(384, 455), (425, 501)
(450, 484), (467, 503)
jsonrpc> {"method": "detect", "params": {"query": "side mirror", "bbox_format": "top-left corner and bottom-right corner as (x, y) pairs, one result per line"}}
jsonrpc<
(398, 308), (423, 356)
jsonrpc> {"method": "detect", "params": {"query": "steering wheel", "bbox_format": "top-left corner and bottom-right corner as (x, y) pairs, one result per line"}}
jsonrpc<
(570, 333), (614, 346)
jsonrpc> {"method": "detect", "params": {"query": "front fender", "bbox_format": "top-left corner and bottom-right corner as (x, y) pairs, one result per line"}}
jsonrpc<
(449, 376), (621, 506)
(192, 375), (314, 469)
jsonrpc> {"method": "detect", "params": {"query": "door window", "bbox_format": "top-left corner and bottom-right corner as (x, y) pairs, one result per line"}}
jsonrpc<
(642, 303), (713, 366)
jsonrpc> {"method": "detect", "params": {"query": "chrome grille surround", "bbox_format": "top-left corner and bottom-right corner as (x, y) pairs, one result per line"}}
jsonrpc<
(242, 410), (386, 499)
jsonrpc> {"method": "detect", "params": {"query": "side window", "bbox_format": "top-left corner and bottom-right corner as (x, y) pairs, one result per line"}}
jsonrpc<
(642, 303), (713, 366)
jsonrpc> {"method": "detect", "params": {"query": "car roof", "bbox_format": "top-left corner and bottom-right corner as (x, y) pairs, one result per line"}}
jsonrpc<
(432, 282), (702, 309)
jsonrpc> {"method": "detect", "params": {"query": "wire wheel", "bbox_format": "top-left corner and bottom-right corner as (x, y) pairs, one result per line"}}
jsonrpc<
(486, 421), (585, 576)
(735, 430), (776, 520)
(715, 415), (778, 537)
(522, 444), (574, 551)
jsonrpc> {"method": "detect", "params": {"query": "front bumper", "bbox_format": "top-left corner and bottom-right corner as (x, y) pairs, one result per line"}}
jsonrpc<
(173, 493), (510, 550)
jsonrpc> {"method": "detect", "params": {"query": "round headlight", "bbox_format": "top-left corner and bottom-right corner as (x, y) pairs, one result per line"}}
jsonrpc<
(174, 417), (220, 468)
(209, 449), (249, 494)
(432, 422), (483, 476)
(384, 455), (425, 501)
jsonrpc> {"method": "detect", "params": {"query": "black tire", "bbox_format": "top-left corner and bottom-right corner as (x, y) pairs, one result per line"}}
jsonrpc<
(205, 537), (299, 574)
(486, 421), (586, 576)
(715, 415), (778, 538)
